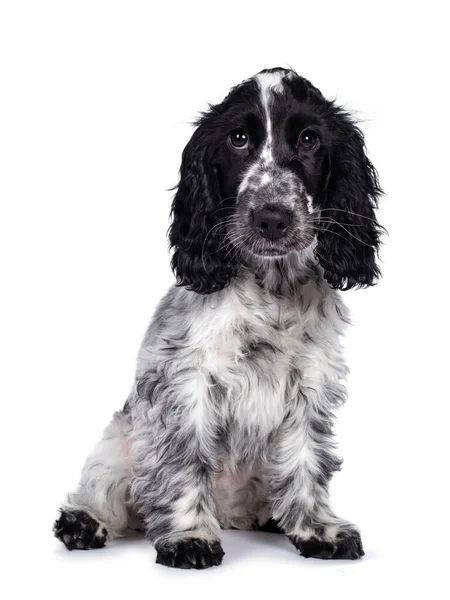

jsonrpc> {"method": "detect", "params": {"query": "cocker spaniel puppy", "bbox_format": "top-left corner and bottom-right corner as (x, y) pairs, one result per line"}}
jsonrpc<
(54, 67), (383, 569)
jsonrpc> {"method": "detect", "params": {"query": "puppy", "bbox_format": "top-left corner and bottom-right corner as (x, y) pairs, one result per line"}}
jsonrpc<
(54, 67), (383, 569)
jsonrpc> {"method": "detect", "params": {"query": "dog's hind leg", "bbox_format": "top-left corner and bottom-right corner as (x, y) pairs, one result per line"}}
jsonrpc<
(54, 408), (133, 550)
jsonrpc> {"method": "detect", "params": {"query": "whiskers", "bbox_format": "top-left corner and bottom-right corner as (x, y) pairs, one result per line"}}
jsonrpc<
(200, 206), (384, 279)
(320, 208), (387, 231)
(201, 215), (243, 274)
(308, 209), (385, 249)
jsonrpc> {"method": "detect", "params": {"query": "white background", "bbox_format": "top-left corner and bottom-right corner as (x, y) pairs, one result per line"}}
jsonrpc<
(1, 1), (449, 598)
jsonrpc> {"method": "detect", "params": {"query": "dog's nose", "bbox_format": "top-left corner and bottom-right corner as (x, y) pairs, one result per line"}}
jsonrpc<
(253, 207), (293, 240)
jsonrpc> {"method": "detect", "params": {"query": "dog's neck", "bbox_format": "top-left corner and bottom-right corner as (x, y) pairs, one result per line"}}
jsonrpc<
(238, 246), (322, 297)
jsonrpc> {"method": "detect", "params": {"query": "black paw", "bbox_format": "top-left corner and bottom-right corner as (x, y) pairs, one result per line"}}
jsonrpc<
(54, 509), (108, 550)
(290, 529), (364, 560)
(155, 538), (224, 569)
(258, 518), (284, 534)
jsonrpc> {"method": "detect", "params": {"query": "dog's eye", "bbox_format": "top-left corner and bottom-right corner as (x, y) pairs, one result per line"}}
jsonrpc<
(229, 129), (249, 149)
(298, 129), (320, 152)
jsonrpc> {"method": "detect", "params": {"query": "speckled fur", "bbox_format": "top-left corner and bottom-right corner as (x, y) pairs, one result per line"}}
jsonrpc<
(54, 67), (383, 567)
(55, 258), (361, 560)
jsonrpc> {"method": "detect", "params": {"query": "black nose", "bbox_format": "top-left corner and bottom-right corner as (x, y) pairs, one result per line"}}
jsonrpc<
(253, 207), (293, 240)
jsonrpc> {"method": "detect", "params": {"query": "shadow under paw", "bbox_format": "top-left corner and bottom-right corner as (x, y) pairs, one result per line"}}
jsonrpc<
(155, 538), (224, 569)
(54, 509), (108, 550)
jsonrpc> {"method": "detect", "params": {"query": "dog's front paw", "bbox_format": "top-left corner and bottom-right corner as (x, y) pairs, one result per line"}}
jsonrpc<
(290, 528), (364, 560)
(54, 509), (108, 550)
(155, 538), (224, 569)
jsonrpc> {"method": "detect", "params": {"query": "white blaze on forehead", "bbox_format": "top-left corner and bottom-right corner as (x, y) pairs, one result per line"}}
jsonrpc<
(256, 71), (285, 165)
(238, 70), (286, 195)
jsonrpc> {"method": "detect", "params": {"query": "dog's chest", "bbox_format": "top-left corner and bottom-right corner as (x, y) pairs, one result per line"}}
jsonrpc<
(193, 285), (319, 439)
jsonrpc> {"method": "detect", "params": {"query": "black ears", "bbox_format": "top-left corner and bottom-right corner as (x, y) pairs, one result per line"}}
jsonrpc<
(168, 129), (236, 294)
(316, 111), (384, 290)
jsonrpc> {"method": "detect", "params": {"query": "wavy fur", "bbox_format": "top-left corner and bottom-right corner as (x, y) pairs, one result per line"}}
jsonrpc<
(54, 68), (383, 568)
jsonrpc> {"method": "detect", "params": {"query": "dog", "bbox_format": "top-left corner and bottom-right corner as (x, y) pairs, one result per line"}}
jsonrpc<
(54, 67), (383, 569)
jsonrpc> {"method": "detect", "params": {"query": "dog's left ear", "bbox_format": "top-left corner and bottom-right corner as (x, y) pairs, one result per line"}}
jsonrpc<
(168, 124), (236, 294)
(316, 110), (384, 290)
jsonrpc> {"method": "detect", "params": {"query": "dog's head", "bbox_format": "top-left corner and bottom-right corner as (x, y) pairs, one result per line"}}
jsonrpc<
(169, 68), (383, 293)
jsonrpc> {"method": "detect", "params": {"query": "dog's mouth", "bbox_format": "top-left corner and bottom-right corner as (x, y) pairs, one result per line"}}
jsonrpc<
(229, 229), (313, 259)
(250, 246), (290, 257)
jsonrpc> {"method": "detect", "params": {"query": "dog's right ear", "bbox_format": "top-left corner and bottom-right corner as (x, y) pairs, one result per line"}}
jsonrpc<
(168, 123), (236, 294)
